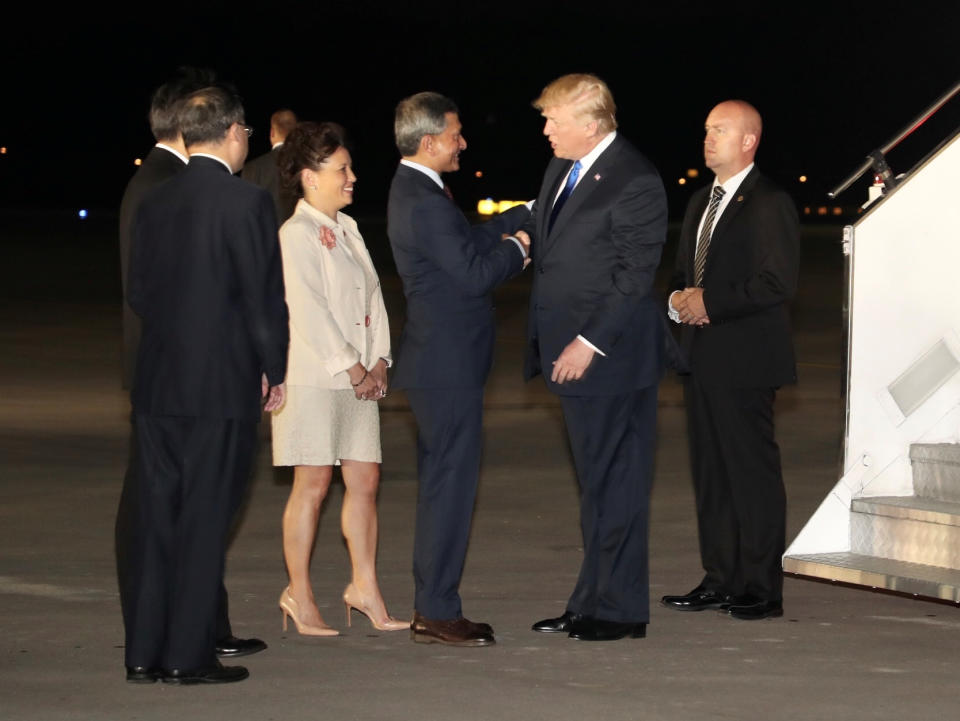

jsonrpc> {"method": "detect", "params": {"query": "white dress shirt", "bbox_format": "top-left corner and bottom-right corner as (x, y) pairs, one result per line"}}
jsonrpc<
(155, 143), (188, 164)
(668, 162), (755, 322)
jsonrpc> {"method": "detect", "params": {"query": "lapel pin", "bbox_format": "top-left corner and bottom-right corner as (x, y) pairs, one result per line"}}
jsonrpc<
(594, 173), (602, 181)
(737, 195), (744, 202)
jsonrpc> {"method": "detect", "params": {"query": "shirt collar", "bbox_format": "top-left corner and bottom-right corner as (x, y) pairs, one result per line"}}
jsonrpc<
(714, 162), (754, 197)
(400, 159), (444, 189)
(155, 143), (188, 164)
(575, 131), (617, 175)
(189, 152), (234, 174)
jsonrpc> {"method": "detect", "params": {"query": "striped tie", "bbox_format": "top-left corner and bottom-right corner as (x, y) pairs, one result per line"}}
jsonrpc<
(693, 185), (726, 287)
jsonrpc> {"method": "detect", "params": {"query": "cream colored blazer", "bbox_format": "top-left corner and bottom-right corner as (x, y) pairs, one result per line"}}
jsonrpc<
(279, 199), (391, 389)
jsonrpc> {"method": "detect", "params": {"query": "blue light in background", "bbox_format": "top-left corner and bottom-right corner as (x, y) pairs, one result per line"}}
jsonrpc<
(78, 209), (88, 219)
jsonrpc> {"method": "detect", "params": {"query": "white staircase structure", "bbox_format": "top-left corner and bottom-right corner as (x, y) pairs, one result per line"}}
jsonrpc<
(783, 126), (960, 601)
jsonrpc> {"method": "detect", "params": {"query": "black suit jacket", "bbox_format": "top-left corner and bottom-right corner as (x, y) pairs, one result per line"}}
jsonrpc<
(670, 166), (799, 388)
(118, 146), (186, 388)
(241, 146), (296, 227)
(128, 156), (289, 420)
(387, 164), (528, 389)
(525, 134), (668, 396)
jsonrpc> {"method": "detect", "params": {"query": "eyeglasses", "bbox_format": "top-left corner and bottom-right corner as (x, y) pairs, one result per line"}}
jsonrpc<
(240, 125), (254, 138)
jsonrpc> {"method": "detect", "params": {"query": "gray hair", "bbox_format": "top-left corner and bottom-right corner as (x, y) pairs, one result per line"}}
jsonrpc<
(394, 92), (459, 156)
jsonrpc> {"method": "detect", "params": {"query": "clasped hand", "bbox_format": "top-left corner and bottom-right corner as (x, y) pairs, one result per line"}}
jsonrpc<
(673, 288), (710, 326)
(349, 359), (389, 401)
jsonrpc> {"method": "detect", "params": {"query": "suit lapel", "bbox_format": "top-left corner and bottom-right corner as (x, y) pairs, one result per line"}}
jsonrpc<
(702, 166), (760, 278)
(537, 158), (569, 250)
(549, 137), (621, 239)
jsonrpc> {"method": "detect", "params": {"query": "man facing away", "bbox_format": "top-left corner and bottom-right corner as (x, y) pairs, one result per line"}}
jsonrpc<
(242, 108), (298, 226)
(116, 69), (268, 669)
(523, 73), (668, 642)
(661, 100), (799, 621)
(387, 91), (530, 647)
(123, 83), (288, 683)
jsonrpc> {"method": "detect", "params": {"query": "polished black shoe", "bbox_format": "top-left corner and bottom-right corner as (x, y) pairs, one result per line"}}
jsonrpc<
(569, 618), (646, 641)
(531, 611), (586, 633)
(162, 662), (249, 684)
(727, 599), (783, 620)
(660, 587), (731, 611)
(125, 665), (161, 683)
(215, 636), (267, 657)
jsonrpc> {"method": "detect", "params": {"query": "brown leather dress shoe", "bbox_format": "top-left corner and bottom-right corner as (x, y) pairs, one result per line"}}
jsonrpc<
(410, 612), (495, 647)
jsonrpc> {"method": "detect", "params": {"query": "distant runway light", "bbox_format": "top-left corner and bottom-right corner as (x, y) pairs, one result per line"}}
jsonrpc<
(678, 178), (687, 185)
(685, 168), (699, 178)
(0, 147), (7, 154)
(799, 175), (808, 183)
(477, 198), (497, 215)
(134, 158), (142, 166)
(474, 171), (483, 178)
(78, 209), (88, 219)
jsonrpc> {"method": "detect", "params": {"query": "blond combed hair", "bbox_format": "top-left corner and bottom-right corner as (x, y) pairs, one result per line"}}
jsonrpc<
(532, 73), (618, 133)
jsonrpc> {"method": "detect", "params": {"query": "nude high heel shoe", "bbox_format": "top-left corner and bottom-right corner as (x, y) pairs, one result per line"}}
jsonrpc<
(279, 587), (339, 637)
(342, 584), (411, 632)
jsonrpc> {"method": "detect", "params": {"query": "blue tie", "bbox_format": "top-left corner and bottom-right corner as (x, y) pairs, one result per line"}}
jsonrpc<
(548, 160), (582, 232)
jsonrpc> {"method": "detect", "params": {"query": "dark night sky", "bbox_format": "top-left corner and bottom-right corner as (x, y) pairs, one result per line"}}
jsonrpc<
(1, 0), (957, 217)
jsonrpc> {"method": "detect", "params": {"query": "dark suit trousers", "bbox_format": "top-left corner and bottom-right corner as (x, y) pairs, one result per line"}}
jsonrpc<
(406, 388), (484, 620)
(116, 440), (234, 643)
(685, 377), (786, 601)
(123, 414), (256, 671)
(560, 386), (657, 623)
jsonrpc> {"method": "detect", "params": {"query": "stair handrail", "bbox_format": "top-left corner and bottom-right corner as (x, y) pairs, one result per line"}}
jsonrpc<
(827, 79), (960, 199)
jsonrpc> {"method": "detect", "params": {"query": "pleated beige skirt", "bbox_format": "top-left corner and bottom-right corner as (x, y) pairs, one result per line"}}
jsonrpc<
(271, 386), (381, 466)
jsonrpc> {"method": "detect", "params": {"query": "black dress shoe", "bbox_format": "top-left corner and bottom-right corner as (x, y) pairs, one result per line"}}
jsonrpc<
(660, 587), (731, 611)
(162, 662), (249, 684)
(531, 611), (586, 633)
(125, 665), (161, 683)
(215, 636), (267, 657)
(569, 618), (646, 641)
(727, 599), (783, 620)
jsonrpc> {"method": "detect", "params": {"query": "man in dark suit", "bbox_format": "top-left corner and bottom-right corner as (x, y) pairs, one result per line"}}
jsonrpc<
(387, 91), (530, 647)
(116, 71), (267, 667)
(241, 108), (298, 226)
(524, 74), (667, 642)
(119, 75), (196, 390)
(123, 84), (288, 683)
(661, 100), (799, 621)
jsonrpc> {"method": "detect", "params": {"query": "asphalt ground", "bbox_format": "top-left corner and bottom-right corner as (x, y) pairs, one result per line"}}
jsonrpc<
(2, 214), (957, 720)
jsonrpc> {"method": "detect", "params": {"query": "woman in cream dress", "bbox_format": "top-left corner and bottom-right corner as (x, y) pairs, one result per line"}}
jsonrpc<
(272, 122), (406, 634)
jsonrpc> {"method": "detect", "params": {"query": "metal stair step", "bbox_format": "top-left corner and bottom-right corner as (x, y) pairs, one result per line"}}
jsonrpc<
(784, 552), (960, 602)
(911, 443), (960, 503)
(852, 495), (960, 527)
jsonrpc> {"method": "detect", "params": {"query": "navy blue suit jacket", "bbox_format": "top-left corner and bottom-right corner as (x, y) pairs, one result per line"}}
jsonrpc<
(387, 163), (528, 389)
(525, 134), (668, 396)
(129, 156), (289, 420)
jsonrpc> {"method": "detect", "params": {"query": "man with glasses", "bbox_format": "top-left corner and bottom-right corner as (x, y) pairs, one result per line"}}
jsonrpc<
(123, 83), (289, 684)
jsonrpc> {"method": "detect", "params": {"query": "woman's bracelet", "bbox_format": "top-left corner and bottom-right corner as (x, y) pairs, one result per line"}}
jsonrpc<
(351, 369), (368, 387)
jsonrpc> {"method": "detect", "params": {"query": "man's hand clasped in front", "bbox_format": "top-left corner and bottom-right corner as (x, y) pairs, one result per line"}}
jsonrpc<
(672, 287), (710, 326)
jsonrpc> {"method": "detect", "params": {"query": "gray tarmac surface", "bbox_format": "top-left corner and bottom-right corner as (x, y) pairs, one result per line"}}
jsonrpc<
(2, 218), (957, 720)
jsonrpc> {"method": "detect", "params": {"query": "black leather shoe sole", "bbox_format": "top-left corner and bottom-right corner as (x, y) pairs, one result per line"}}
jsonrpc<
(125, 666), (161, 683)
(569, 621), (647, 641)
(728, 602), (783, 620)
(531, 612), (585, 633)
(215, 637), (267, 657)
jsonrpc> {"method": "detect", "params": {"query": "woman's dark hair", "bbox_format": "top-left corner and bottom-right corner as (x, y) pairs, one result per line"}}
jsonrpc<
(277, 121), (348, 195)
